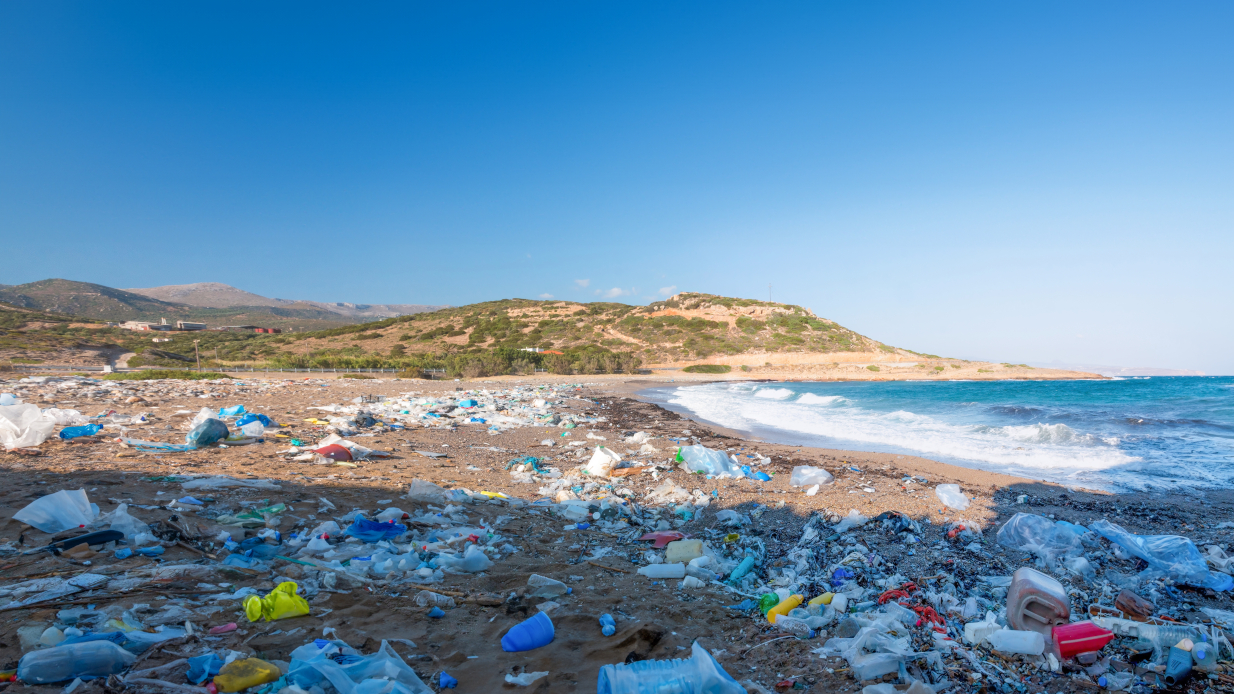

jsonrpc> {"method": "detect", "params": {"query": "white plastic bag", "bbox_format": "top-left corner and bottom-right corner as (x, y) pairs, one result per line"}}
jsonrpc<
(935, 484), (970, 510)
(790, 466), (835, 487)
(0, 403), (56, 450)
(40, 408), (88, 426)
(833, 509), (869, 532)
(13, 490), (99, 533)
(677, 445), (745, 478)
(405, 479), (448, 503)
(95, 503), (150, 540)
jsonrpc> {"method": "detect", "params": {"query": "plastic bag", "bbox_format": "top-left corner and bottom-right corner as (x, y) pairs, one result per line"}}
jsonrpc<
(243, 582), (310, 622)
(219, 405), (247, 417)
(13, 489), (99, 533)
(676, 445), (745, 478)
(833, 509), (869, 533)
(345, 515), (407, 543)
(186, 418), (229, 448)
(995, 513), (1086, 567)
(40, 408), (88, 426)
(1091, 519), (1233, 591)
(583, 446), (622, 477)
(790, 466), (835, 487)
(436, 544), (494, 573)
(58, 424), (102, 440)
(288, 640), (432, 694)
(405, 479), (448, 502)
(95, 503), (150, 540)
(935, 484), (970, 510)
(0, 403), (56, 450)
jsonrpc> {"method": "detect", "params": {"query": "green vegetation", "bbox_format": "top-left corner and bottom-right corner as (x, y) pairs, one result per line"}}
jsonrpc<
(338, 373), (376, 379)
(933, 365), (945, 372)
(867, 365), (881, 372)
(682, 364), (732, 374)
(978, 368), (993, 373)
(103, 370), (232, 381)
(950, 364), (961, 369)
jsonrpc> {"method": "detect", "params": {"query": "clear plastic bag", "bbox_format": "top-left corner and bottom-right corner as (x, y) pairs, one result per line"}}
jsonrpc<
(790, 466), (835, 487)
(995, 512), (1085, 566)
(0, 403), (56, 450)
(13, 489), (99, 533)
(1091, 519), (1233, 590)
(676, 445), (746, 478)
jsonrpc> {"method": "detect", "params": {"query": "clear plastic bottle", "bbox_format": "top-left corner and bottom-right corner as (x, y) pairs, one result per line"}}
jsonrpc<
(414, 590), (456, 608)
(527, 574), (571, 597)
(773, 616), (815, 639)
(17, 640), (136, 684)
(597, 641), (744, 694)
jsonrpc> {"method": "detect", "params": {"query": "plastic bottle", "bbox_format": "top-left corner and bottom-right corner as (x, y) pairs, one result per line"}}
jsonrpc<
(726, 556), (755, 584)
(831, 594), (849, 614)
(413, 591), (456, 608)
(773, 616), (816, 639)
(59, 424), (102, 440)
(986, 629), (1045, 655)
(600, 614), (616, 637)
(1192, 638), (1218, 670)
(766, 595), (804, 624)
(16, 641), (136, 684)
(682, 576), (705, 589)
(597, 641), (743, 694)
(527, 574), (571, 597)
(1091, 616), (1202, 658)
(637, 563), (686, 579)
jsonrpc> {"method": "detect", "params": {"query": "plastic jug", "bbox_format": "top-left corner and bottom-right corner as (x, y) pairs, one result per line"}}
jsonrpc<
(987, 629), (1045, 655)
(527, 574), (571, 597)
(1052, 621), (1114, 659)
(214, 658), (281, 692)
(16, 640), (136, 684)
(1006, 567), (1070, 641)
(597, 641), (744, 694)
(664, 539), (703, 563)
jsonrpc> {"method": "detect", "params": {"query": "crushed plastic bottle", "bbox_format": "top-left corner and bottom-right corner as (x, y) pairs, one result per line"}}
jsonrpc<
(16, 640), (135, 684)
(413, 591), (456, 608)
(597, 641), (743, 694)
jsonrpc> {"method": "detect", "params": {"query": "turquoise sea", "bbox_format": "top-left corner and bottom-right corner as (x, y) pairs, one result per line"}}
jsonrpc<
(645, 376), (1234, 491)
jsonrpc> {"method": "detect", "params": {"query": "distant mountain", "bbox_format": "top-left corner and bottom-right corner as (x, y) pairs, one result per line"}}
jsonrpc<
(124, 282), (446, 319)
(1029, 361), (1205, 377)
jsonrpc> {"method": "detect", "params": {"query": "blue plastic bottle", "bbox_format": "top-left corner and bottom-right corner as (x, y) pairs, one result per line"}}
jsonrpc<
(597, 642), (743, 694)
(59, 424), (102, 440)
(600, 614), (616, 637)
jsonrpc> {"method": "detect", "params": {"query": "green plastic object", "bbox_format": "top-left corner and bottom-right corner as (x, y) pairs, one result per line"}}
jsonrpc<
(758, 593), (781, 615)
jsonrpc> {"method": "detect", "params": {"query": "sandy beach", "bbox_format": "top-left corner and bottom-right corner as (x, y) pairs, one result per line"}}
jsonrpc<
(2, 373), (1231, 693)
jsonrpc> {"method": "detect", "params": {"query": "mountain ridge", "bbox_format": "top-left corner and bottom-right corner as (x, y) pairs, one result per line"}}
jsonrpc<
(123, 282), (447, 319)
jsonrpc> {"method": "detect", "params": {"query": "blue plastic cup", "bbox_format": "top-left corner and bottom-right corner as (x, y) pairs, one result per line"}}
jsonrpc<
(501, 612), (555, 652)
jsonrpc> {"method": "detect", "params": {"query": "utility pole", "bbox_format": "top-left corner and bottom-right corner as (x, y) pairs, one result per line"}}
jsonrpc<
(194, 340), (201, 372)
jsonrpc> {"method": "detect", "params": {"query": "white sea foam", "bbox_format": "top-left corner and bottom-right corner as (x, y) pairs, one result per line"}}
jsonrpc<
(668, 383), (1138, 476)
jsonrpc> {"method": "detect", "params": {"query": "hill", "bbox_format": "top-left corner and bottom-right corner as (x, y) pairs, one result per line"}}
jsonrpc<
(0, 279), (388, 331)
(124, 282), (447, 320)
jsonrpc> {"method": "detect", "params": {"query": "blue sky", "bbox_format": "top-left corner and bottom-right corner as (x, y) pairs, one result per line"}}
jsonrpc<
(2, 2), (1232, 373)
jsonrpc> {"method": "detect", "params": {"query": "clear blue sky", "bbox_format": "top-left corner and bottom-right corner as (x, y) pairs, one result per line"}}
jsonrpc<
(2, 2), (1232, 373)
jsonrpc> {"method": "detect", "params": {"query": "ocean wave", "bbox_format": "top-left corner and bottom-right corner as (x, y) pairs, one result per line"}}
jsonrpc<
(798, 393), (846, 406)
(754, 387), (794, 399)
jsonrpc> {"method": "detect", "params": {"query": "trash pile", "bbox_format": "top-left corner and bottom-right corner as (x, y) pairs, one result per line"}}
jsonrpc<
(3, 376), (1233, 692)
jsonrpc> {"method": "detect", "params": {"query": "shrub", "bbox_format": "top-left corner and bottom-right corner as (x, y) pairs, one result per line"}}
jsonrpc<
(950, 364), (961, 369)
(867, 365), (881, 372)
(682, 364), (731, 374)
(338, 373), (375, 379)
(933, 366), (945, 371)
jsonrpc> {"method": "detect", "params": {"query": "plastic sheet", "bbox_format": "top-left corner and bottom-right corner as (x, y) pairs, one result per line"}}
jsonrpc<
(790, 466), (835, 487)
(288, 640), (432, 694)
(345, 515), (407, 543)
(13, 489), (99, 533)
(1091, 519), (1234, 591)
(995, 513), (1086, 567)
(676, 445), (746, 478)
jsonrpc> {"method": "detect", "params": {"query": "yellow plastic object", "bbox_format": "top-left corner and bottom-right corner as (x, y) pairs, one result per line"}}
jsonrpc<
(766, 594), (803, 623)
(477, 491), (508, 499)
(213, 658), (281, 693)
(723, 533), (739, 543)
(808, 593), (834, 606)
(243, 582), (310, 622)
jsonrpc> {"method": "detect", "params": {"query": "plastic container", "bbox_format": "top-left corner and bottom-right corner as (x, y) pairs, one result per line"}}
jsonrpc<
(767, 595), (804, 624)
(597, 641), (744, 694)
(600, 614), (616, 637)
(638, 563), (686, 579)
(239, 421), (265, 438)
(1192, 639), (1218, 670)
(726, 556), (755, 584)
(413, 591), (456, 608)
(773, 616), (815, 639)
(790, 466), (835, 487)
(1165, 646), (1192, 685)
(502, 611), (555, 652)
(964, 612), (1002, 646)
(1052, 621), (1114, 659)
(681, 576), (705, 589)
(527, 574), (571, 597)
(17, 641), (136, 684)
(987, 629), (1045, 655)
(1006, 567), (1070, 641)
(214, 658), (281, 692)
(831, 594), (849, 614)
(664, 540), (703, 563)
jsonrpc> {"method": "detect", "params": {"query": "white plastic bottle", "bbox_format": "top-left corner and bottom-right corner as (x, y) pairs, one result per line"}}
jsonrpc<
(986, 629), (1045, 655)
(637, 563), (686, 579)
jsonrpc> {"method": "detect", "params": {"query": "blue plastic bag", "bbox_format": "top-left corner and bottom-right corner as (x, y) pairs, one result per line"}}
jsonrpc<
(186, 419), (229, 448)
(60, 424), (102, 439)
(219, 405), (247, 417)
(344, 515), (407, 543)
(236, 413), (275, 427)
(1092, 519), (1233, 591)
(187, 654), (224, 684)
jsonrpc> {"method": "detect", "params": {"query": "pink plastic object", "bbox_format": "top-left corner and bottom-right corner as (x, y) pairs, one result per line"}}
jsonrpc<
(209, 623), (238, 634)
(1052, 621), (1115, 659)
(638, 531), (686, 549)
(1006, 567), (1070, 642)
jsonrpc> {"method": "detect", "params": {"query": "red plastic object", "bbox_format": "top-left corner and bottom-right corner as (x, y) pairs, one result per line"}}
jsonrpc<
(208, 622), (237, 635)
(1053, 621), (1114, 659)
(314, 444), (352, 461)
(638, 531), (686, 548)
